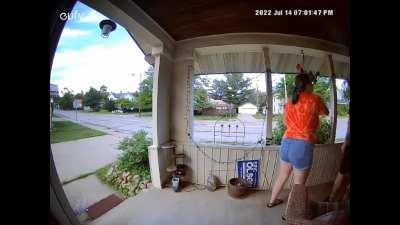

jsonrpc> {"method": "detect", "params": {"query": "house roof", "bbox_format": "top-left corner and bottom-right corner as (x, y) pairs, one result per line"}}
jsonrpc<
(210, 99), (229, 107)
(110, 92), (135, 99)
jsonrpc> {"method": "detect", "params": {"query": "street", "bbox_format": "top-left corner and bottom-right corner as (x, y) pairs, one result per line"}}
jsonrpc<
(54, 110), (348, 144)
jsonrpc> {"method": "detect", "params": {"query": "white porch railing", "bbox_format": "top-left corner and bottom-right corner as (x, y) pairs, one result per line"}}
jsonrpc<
(173, 142), (342, 190)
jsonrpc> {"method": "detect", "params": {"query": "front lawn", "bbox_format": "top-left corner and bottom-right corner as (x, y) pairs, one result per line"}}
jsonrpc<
(133, 112), (152, 117)
(50, 121), (106, 143)
(252, 114), (281, 121)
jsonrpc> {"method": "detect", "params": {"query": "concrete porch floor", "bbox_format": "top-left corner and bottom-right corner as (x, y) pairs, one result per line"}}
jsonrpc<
(86, 182), (332, 225)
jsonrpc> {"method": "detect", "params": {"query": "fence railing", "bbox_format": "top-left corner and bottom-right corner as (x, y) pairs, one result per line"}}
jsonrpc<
(173, 142), (342, 190)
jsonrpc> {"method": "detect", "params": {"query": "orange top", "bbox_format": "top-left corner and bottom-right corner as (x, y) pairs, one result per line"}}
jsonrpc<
(283, 92), (328, 143)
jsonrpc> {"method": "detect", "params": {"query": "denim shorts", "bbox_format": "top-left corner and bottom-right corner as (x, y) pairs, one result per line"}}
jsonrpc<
(280, 138), (314, 171)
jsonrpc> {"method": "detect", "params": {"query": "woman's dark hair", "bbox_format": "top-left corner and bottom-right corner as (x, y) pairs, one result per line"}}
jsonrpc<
(291, 73), (312, 104)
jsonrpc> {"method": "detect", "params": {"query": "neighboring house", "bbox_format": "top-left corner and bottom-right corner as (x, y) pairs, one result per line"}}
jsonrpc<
(202, 99), (233, 116)
(109, 92), (135, 101)
(238, 102), (258, 115)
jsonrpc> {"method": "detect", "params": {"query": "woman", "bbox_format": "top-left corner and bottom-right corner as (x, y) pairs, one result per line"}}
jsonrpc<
(267, 72), (329, 208)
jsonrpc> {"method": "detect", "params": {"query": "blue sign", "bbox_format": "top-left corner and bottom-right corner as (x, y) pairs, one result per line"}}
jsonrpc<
(237, 160), (259, 188)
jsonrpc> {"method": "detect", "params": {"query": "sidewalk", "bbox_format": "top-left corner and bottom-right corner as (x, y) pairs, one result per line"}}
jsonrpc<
(51, 134), (121, 182)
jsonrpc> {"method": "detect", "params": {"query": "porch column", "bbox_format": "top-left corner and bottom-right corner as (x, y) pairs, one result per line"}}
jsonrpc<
(263, 48), (273, 145)
(148, 47), (173, 189)
(328, 55), (338, 143)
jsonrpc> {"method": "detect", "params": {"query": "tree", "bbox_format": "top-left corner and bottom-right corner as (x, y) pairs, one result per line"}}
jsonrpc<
(116, 99), (134, 112)
(193, 76), (210, 91)
(194, 88), (211, 114)
(74, 91), (84, 100)
(104, 99), (116, 112)
(222, 73), (254, 106)
(209, 79), (227, 100)
(135, 66), (154, 116)
(99, 85), (110, 110)
(275, 75), (331, 104)
(84, 87), (103, 111)
(59, 88), (74, 110)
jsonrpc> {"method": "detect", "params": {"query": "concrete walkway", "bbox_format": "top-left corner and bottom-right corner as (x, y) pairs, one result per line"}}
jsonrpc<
(85, 182), (332, 225)
(87, 187), (288, 225)
(63, 175), (116, 215)
(51, 134), (121, 182)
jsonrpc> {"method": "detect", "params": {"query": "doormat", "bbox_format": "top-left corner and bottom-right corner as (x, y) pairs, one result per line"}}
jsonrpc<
(86, 194), (124, 220)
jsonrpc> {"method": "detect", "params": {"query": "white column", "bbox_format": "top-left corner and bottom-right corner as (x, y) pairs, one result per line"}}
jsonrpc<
(149, 48), (174, 188)
(263, 48), (273, 145)
(328, 55), (338, 143)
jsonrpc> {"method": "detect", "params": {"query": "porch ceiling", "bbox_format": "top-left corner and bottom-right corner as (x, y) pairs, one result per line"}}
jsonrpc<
(193, 44), (350, 79)
(130, 0), (350, 47)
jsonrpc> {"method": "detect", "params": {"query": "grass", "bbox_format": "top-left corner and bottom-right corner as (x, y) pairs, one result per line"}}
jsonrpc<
(62, 171), (97, 185)
(50, 121), (106, 143)
(96, 164), (112, 183)
(252, 113), (265, 120)
(194, 114), (238, 120)
(252, 114), (281, 121)
(133, 112), (152, 117)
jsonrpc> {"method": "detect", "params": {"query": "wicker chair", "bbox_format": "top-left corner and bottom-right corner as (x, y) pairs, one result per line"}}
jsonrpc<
(283, 184), (349, 225)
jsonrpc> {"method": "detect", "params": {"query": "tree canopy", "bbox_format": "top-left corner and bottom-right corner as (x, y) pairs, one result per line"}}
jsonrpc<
(274, 74), (331, 104)
(208, 73), (254, 107)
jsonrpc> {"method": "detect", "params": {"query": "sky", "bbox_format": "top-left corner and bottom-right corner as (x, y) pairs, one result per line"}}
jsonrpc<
(51, 1), (345, 98)
(51, 1), (150, 96)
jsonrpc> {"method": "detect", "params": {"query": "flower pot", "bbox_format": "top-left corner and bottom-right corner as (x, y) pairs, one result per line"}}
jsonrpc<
(228, 177), (249, 198)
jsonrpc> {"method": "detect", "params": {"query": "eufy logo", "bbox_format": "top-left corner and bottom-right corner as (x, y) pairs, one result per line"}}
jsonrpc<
(59, 11), (82, 21)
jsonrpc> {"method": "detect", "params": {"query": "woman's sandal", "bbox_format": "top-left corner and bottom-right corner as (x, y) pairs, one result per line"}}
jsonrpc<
(267, 199), (284, 208)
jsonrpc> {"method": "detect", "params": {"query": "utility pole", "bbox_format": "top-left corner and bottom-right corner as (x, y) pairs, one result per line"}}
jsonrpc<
(132, 72), (143, 117)
(283, 74), (288, 103)
(139, 72), (143, 117)
(256, 83), (259, 110)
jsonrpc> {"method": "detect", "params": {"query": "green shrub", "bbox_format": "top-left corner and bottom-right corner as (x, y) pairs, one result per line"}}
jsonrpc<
(96, 130), (152, 198)
(118, 131), (151, 174)
(272, 116), (285, 145)
(103, 99), (116, 112)
(337, 104), (349, 117)
(272, 115), (332, 145)
(316, 118), (332, 144)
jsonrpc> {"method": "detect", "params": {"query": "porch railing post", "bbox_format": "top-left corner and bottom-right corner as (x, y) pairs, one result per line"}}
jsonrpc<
(328, 55), (338, 143)
(263, 48), (273, 145)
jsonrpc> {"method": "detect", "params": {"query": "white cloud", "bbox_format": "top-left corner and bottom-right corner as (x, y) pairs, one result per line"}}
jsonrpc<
(60, 28), (91, 38)
(78, 11), (108, 23)
(51, 39), (150, 95)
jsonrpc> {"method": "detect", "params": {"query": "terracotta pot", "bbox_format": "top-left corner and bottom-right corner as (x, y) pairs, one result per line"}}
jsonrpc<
(228, 178), (249, 198)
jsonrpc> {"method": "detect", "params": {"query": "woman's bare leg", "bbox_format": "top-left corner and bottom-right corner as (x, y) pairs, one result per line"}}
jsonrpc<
(293, 168), (310, 184)
(269, 161), (293, 204)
